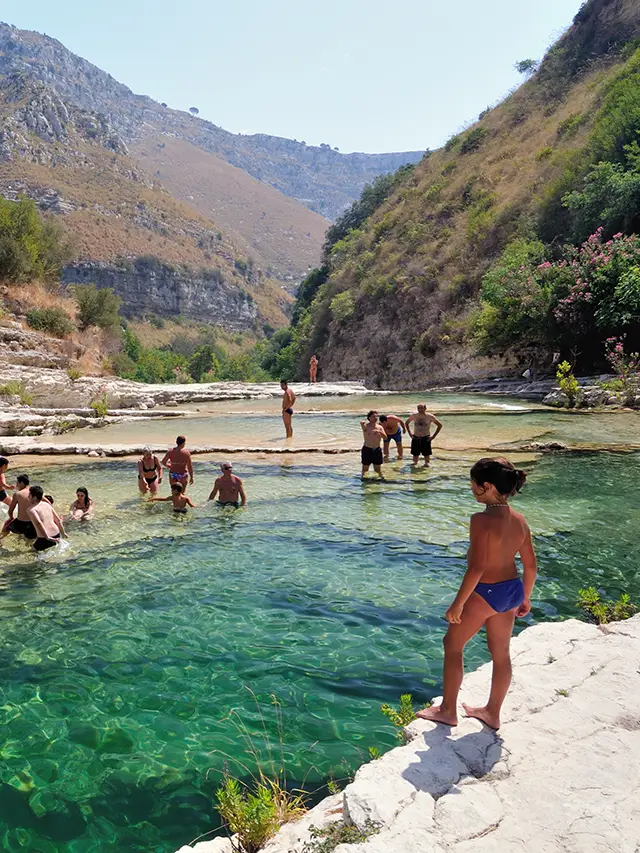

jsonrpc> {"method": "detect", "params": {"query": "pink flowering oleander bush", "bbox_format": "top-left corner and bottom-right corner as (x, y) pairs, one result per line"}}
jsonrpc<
(475, 231), (640, 362)
(604, 336), (640, 404)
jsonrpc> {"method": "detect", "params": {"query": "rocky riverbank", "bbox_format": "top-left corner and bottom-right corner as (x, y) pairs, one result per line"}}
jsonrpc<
(177, 614), (640, 853)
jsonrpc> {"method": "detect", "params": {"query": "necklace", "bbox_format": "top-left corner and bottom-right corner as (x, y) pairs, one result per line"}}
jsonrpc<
(486, 503), (508, 508)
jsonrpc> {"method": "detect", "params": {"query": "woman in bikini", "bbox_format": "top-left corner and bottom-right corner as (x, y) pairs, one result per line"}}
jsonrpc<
(417, 457), (537, 731)
(138, 447), (163, 494)
(68, 487), (94, 521)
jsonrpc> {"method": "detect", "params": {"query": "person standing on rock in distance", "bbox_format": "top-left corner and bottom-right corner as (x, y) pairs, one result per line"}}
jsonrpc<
(1, 474), (37, 541)
(309, 354), (319, 383)
(379, 414), (406, 462)
(406, 403), (443, 466)
(360, 411), (386, 480)
(0, 457), (13, 507)
(281, 380), (296, 438)
(208, 462), (247, 507)
(162, 436), (194, 491)
(28, 485), (66, 551)
(417, 458), (537, 731)
(138, 447), (163, 494)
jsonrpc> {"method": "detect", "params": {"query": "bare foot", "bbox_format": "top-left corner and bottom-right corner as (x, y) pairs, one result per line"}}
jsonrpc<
(415, 704), (457, 726)
(462, 704), (500, 730)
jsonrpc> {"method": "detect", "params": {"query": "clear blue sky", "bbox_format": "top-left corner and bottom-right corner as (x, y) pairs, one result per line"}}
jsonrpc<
(2, 0), (582, 153)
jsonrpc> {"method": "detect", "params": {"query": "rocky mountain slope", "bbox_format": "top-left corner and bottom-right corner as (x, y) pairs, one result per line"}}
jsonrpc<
(0, 21), (423, 222)
(0, 71), (289, 328)
(290, 0), (640, 387)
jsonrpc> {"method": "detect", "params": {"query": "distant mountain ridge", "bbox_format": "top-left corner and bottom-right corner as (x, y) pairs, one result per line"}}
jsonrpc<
(0, 22), (424, 219)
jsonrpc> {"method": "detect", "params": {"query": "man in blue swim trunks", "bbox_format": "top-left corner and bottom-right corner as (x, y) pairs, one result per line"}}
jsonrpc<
(162, 436), (194, 492)
(379, 414), (406, 462)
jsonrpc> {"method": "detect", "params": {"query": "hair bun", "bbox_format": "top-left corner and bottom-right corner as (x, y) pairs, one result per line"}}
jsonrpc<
(513, 469), (527, 493)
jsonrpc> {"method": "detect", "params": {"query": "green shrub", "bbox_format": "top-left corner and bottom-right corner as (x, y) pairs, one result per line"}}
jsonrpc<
(73, 284), (121, 331)
(441, 161), (457, 176)
(330, 291), (355, 323)
(90, 393), (109, 419)
(0, 381), (32, 405)
(556, 361), (580, 407)
(187, 345), (219, 382)
(536, 146), (554, 161)
(302, 821), (380, 853)
(557, 112), (586, 138)
(26, 307), (75, 338)
(0, 196), (72, 282)
(444, 134), (460, 152)
(460, 127), (488, 154)
(66, 367), (83, 381)
(578, 587), (637, 624)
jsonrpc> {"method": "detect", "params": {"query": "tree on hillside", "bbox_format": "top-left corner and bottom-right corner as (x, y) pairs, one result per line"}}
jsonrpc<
(189, 106), (200, 116)
(0, 196), (72, 282)
(515, 59), (539, 75)
(188, 345), (219, 381)
(73, 284), (121, 331)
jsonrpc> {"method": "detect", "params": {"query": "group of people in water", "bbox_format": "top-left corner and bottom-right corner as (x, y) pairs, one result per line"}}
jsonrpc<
(360, 404), (443, 478)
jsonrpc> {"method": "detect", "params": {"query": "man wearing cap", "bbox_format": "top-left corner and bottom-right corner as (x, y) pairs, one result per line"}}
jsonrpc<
(208, 462), (247, 508)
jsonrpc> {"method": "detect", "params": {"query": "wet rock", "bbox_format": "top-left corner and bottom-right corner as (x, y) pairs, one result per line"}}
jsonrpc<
(86, 450), (99, 457)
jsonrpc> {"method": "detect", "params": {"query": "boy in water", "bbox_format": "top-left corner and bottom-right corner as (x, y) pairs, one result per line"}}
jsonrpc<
(360, 411), (386, 480)
(0, 457), (12, 506)
(148, 482), (196, 513)
(162, 436), (194, 492)
(27, 485), (66, 551)
(208, 462), (247, 507)
(417, 457), (537, 730)
(379, 414), (406, 462)
(1, 474), (37, 540)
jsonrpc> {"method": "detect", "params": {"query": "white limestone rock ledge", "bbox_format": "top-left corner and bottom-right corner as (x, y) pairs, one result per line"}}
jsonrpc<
(176, 615), (640, 853)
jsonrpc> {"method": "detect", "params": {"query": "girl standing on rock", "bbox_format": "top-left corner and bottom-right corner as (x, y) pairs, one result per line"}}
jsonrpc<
(417, 457), (537, 730)
(137, 447), (163, 494)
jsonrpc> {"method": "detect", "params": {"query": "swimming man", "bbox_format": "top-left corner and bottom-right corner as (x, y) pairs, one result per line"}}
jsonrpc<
(208, 461), (247, 507)
(360, 411), (386, 480)
(379, 414), (406, 462)
(28, 485), (66, 551)
(406, 404), (443, 466)
(281, 380), (296, 438)
(162, 436), (194, 491)
(1, 474), (37, 540)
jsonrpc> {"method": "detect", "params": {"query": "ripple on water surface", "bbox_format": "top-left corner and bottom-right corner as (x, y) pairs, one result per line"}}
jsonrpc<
(0, 450), (638, 851)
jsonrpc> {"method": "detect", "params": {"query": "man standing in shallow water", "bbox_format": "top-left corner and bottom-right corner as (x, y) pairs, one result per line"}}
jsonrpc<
(208, 462), (247, 507)
(406, 404), (443, 466)
(360, 411), (386, 480)
(162, 436), (194, 491)
(281, 380), (296, 438)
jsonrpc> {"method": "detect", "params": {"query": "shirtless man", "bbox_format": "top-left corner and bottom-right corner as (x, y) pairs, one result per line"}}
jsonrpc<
(1, 474), (37, 541)
(406, 404), (443, 466)
(208, 462), (247, 507)
(281, 380), (296, 439)
(360, 411), (386, 480)
(309, 355), (319, 383)
(162, 436), (194, 491)
(379, 414), (406, 462)
(28, 485), (66, 551)
(0, 456), (12, 506)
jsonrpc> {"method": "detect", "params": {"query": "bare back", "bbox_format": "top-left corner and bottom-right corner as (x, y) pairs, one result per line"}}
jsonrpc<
(468, 507), (533, 584)
(165, 447), (190, 474)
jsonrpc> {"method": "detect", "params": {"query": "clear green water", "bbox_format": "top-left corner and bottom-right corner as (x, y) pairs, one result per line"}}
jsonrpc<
(1, 412), (640, 850)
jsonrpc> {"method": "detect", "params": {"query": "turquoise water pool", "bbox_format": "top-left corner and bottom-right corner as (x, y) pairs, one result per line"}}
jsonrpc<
(0, 446), (639, 851)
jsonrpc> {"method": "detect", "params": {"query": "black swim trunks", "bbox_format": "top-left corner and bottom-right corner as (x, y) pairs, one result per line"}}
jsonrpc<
(361, 445), (383, 467)
(0, 489), (7, 501)
(34, 533), (60, 551)
(284, 407), (294, 416)
(218, 500), (240, 508)
(8, 518), (37, 539)
(411, 435), (432, 458)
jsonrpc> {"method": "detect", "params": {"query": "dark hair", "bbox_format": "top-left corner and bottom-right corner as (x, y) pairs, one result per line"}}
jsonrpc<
(280, 379), (288, 385)
(378, 414), (388, 422)
(76, 487), (90, 507)
(0, 457), (8, 468)
(45, 495), (54, 504)
(17, 474), (29, 486)
(29, 485), (43, 502)
(470, 457), (527, 496)
(176, 436), (186, 446)
(366, 410), (378, 419)
(171, 482), (184, 494)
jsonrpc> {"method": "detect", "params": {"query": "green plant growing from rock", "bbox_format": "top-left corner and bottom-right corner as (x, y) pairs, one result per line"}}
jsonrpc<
(89, 391), (109, 418)
(578, 587), (637, 624)
(302, 820), (380, 853)
(556, 361), (581, 407)
(0, 380), (33, 405)
(381, 694), (430, 741)
(67, 367), (83, 381)
(27, 307), (75, 338)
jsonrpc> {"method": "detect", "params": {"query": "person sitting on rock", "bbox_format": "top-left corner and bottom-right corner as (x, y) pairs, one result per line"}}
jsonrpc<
(416, 458), (537, 731)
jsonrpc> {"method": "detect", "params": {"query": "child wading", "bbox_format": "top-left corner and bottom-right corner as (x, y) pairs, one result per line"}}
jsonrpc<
(417, 457), (537, 730)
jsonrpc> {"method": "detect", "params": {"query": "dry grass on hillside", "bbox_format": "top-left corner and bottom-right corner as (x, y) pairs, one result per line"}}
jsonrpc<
(129, 319), (258, 354)
(131, 136), (327, 280)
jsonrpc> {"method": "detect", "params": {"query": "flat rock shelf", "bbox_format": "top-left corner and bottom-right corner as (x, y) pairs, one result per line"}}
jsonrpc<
(178, 615), (640, 853)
